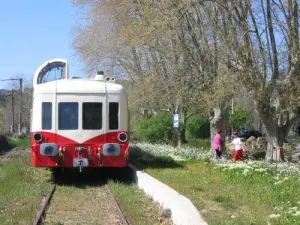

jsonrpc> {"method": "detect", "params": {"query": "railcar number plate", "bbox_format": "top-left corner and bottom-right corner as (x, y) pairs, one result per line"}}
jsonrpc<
(73, 158), (88, 167)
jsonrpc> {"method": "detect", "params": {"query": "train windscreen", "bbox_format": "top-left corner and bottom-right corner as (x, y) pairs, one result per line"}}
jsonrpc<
(58, 102), (79, 130)
(83, 103), (103, 130)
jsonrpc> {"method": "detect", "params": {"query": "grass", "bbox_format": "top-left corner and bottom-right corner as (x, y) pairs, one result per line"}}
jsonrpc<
(129, 143), (300, 225)
(43, 180), (171, 225)
(44, 185), (123, 225)
(184, 139), (211, 150)
(143, 161), (300, 225)
(128, 145), (183, 169)
(0, 156), (52, 225)
(7, 137), (30, 149)
(0, 150), (171, 224)
(109, 181), (171, 225)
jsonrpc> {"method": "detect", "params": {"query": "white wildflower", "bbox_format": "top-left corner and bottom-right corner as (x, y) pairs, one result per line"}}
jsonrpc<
(269, 214), (280, 218)
(274, 206), (283, 210)
(231, 215), (235, 219)
(243, 168), (251, 176)
(254, 168), (267, 173)
(274, 180), (283, 185)
(293, 211), (300, 216)
(274, 176), (280, 180)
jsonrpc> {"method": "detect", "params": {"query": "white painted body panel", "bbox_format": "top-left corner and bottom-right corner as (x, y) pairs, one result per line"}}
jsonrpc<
(31, 80), (128, 143)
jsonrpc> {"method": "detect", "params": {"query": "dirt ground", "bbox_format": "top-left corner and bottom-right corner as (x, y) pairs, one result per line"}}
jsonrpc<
(44, 185), (124, 225)
(0, 148), (30, 163)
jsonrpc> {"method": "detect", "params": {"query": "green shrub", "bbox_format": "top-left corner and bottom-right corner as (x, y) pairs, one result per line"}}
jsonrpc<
(185, 139), (211, 150)
(131, 113), (173, 143)
(8, 137), (30, 149)
(186, 116), (210, 139)
(228, 104), (251, 130)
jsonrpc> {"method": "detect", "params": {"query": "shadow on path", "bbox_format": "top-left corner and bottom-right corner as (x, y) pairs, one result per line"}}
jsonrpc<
(128, 145), (184, 170)
(49, 166), (137, 188)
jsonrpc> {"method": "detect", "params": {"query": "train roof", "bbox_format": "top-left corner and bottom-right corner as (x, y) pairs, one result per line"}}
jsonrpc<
(34, 78), (125, 94)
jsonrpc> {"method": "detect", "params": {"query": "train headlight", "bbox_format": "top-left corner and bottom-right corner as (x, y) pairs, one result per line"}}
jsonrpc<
(103, 144), (121, 156)
(118, 132), (128, 142)
(33, 132), (43, 143)
(40, 143), (58, 156)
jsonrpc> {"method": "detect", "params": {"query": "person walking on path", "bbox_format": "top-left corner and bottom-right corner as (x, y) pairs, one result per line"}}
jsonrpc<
(213, 129), (223, 159)
(231, 131), (246, 163)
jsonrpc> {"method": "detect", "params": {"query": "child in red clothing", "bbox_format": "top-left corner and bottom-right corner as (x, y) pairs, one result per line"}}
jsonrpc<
(231, 131), (246, 163)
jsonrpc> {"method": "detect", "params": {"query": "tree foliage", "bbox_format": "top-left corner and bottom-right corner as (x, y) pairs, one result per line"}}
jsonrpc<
(228, 105), (251, 131)
(186, 116), (210, 139)
(73, 0), (300, 161)
(131, 113), (173, 144)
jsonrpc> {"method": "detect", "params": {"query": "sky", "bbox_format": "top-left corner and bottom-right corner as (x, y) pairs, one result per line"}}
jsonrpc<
(0, 0), (85, 89)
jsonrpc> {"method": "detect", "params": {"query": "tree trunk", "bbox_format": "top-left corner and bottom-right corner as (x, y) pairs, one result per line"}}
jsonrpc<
(263, 122), (285, 162)
(179, 107), (187, 144)
(209, 107), (226, 157)
(259, 110), (295, 162)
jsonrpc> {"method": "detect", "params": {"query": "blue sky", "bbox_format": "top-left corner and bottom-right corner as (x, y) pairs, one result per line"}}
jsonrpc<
(0, 0), (84, 89)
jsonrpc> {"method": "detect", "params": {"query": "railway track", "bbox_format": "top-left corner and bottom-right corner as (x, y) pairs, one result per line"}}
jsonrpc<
(33, 183), (129, 225)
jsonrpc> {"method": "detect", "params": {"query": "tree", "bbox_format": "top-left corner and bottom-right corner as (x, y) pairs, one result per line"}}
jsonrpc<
(72, 0), (235, 151)
(72, 0), (300, 161)
(228, 105), (251, 131)
(176, 0), (300, 161)
(217, 0), (300, 161)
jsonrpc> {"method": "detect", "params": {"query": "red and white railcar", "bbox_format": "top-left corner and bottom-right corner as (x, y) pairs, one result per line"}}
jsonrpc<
(30, 59), (129, 171)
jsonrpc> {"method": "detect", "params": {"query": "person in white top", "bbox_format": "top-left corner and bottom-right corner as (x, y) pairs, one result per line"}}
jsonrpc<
(231, 131), (246, 163)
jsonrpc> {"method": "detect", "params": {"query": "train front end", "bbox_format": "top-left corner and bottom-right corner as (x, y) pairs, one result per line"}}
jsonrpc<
(30, 59), (129, 171)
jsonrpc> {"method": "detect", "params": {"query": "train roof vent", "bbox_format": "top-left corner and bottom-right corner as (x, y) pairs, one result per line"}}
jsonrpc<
(94, 71), (104, 81)
(106, 77), (116, 83)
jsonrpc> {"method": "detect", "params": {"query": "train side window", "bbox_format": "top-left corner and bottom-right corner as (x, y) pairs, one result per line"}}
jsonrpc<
(109, 102), (119, 130)
(42, 102), (52, 130)
(58, 102), (78, 130)
(83, 103), (102, 130)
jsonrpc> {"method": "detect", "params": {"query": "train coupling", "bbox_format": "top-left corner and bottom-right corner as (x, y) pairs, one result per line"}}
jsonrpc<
(75, 147), (85, 153)
(58, 147), (65, 157)
(88, 147), (93, 165)
(56, 147), (65, 167)
(78, 159), (84, 172)
(75, 147), (85, 172)
(98, 147), (103, 167)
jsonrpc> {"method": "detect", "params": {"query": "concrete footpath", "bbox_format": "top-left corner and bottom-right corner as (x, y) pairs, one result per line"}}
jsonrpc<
(129, 164), (207, 225)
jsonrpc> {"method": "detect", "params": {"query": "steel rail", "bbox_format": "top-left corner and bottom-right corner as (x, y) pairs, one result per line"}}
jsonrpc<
(105, 184), (129, 225)
(33, 184), (56, 225)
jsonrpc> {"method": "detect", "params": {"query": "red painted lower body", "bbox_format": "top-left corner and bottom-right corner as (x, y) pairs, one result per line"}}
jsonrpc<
(31, 131), (129, 168)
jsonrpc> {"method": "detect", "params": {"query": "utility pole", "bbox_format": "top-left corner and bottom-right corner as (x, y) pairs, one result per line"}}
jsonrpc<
(4, 92), (14, 133)
(0, 78), (23, 133)
(19, 78), (22, 134)
(12, 92), (14, 133)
